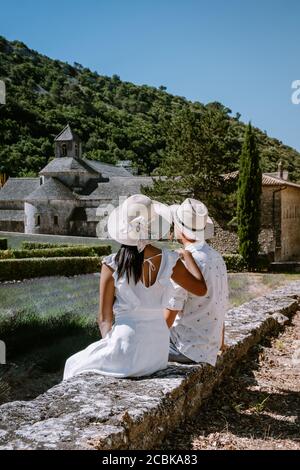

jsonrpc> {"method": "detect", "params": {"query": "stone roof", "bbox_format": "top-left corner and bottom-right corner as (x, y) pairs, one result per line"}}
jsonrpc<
(223, 171), (300, 189)
(25, 177), (77, 202)
(40, 157), (99, 176)
(261, 174), (300, 188)
(0, 178), (39, 201)
(85, 160), (133, 177)
(86, 176), (153, 200)
(0, 210), (24, 221)
(54, 124), (79, 142)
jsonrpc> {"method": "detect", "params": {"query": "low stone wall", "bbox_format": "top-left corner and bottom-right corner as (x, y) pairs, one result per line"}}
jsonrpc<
(0, 282), (299, 450)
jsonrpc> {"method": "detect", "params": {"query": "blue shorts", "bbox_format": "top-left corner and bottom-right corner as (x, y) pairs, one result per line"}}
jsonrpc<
(168, 338), (196, 364)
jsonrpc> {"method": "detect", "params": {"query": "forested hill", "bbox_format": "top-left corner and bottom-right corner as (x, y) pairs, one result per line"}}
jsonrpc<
(0, 35), (299, 180)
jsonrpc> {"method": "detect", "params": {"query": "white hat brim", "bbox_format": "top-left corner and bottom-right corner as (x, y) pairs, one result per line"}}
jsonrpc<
(173, 211), (214, 241)
(107, 200), (172, 246)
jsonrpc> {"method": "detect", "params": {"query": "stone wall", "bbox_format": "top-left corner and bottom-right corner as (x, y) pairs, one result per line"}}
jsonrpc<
(0, 220), (24, 232)
(0, 282), (299, 450)
(208, 220), (239, 254)
(0, 200), (24, 210)
(25, 200), (76, 235)
(281, 187), (300, 261)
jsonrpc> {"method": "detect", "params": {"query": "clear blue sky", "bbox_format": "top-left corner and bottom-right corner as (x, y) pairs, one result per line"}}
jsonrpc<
(2, 0), (300, 151)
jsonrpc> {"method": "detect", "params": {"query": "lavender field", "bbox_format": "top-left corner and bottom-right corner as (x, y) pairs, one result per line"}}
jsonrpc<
(0, 274), (100, 321)
(1, 272), (300, 404)
(1, 272), (300, 321)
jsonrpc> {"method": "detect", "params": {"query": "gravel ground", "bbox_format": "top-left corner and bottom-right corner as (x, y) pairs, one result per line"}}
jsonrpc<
(161, 311), (300, 450)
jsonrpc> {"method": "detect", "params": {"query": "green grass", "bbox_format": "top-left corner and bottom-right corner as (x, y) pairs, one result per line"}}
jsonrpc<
(228, 273), (300, 307)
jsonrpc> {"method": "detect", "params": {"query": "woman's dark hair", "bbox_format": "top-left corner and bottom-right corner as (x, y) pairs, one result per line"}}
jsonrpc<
(115, 245), (144, 284)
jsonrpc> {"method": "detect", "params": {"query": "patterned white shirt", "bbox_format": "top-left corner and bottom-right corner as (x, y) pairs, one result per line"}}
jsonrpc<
(169, 241), (229, 366)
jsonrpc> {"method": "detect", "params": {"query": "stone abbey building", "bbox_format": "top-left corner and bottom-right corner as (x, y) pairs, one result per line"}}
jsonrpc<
(223, 167), (300, 262)
(0, 125), (152, 239)
(0, 126), (300, 261)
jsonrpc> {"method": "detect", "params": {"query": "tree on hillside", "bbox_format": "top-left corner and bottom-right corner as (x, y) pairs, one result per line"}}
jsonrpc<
(237, 122), (262, 269)
(0, 35), (299, 180)
(143, 104), (235, 220)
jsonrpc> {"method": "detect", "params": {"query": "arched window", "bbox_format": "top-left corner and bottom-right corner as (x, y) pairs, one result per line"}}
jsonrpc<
(61, 143), (67, 157)
(54, 215), (58, 225)
(36, 214), (41, 227)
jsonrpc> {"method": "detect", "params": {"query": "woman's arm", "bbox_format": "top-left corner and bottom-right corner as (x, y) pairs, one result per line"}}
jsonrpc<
(171, 252), (207, 296)
(98, 263), (115, 338)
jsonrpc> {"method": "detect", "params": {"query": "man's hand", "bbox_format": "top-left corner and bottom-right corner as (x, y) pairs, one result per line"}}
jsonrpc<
(176, 248), (190, 260)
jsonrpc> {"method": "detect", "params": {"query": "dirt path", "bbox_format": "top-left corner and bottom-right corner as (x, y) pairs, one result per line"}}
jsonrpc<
(161, 312), (300, 450)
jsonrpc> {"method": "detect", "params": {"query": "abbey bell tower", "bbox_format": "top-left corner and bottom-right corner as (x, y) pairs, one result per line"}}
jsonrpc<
(54, 124), (82, 159)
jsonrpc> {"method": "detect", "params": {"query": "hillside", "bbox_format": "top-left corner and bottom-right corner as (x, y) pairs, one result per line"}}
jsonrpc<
(0, 36), (300, 180)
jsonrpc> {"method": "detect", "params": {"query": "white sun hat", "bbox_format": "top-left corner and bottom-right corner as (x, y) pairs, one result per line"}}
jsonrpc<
(171, 204), (214, 240)
(107, 194), (172, 251)
(171, 198), (210, 241)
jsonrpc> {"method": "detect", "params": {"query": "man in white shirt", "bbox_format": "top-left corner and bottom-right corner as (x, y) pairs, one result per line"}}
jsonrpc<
(165, 198), (228, 366)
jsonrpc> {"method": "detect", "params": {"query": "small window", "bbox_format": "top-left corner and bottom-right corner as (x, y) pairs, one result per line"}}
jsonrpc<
(54, 215), (58, 225)
(75, 144), (78, 157)
(39, 176), (43, 185)
(36, 215), (40, 227)
(61, 143), (67, 157)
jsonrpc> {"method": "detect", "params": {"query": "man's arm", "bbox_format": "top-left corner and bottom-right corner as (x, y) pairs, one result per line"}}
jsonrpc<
(164, 308), (180, 328)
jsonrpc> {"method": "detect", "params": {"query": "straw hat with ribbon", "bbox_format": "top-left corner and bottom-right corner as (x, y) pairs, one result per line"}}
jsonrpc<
(107, 194), (172, 252)
(170, 198), (212, 241)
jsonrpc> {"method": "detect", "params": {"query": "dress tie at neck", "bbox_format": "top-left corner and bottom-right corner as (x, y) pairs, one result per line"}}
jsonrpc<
(142, 253), (162, 287)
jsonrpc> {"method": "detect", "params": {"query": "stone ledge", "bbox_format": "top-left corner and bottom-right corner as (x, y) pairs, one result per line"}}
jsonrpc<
(0, 282), (299, 450)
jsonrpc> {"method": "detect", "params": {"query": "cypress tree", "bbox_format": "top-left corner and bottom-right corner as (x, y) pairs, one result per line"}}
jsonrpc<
(237, 122), (262, 269)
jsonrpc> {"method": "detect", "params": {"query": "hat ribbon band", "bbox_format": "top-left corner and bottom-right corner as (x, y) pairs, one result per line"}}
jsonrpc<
(174, 211), (204, 233)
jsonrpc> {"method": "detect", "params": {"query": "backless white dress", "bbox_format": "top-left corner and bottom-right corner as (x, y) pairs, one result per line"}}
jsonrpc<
(63, 249), (184, 379)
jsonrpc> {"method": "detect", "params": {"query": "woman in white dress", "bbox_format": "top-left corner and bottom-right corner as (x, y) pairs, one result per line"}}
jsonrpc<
(63, 195), (207, 379)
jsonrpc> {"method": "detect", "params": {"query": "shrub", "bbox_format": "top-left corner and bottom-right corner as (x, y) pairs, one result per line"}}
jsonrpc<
(222, 254), (246, 272)
(88, 245), (111, 257)
(222, 253), (271, 272)
(0, 256), (102, 281)
(0, 238), (8, 250)
(0, 245), (111, 259)
(254, 253), (271, 272)
(21, 242), (70, 249)
(0, 250), (14, 260)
